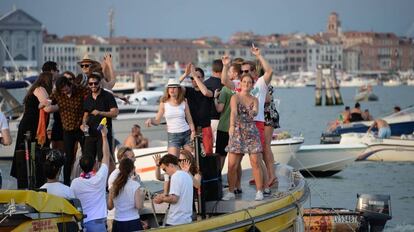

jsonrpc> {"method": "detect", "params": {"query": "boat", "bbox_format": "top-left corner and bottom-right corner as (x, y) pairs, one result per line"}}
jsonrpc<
(340, 133), (414, 162)
(320, 105), (414, 144)
(303, 193), (392, 231)
(126, 136), (304, 181)
(0, 190), (83, 231)
(354, 85), (378, 102)
(116, 90), (163, 113)
(288, 143), (367, 177)
(137, 163), (309, 231)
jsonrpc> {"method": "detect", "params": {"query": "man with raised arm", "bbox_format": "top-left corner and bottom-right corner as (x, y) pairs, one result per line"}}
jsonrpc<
(70, 126), (110, 232)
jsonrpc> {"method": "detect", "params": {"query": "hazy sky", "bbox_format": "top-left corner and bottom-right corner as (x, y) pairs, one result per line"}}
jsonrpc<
(1, 0), (414, 41)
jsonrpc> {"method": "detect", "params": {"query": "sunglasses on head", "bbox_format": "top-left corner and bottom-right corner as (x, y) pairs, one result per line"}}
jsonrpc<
(88, 81), (99, 86)
(80, 64), (91, 68)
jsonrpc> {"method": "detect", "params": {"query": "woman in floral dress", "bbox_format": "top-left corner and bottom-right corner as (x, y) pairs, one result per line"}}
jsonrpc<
(222, 74), (265, 201)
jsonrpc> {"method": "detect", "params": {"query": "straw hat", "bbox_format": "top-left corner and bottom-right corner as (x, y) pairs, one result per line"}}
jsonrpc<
(166, 78), (181, 87)
(77, 53), (99, 65)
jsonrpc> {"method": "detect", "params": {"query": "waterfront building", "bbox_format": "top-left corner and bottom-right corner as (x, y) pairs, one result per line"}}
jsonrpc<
(43, 34), (77, 73)
(307, 36), (343, 72)
(0, 8), (43, 72)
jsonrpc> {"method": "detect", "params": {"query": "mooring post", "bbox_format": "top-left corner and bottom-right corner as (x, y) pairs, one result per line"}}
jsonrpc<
(331, 67), (343, 105)
(315, 66), (322, 106)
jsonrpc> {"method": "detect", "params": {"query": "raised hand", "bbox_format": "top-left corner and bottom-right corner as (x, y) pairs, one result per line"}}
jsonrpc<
(221, 55), (231, 66)
(153, 154), (161, 166)
(179, 159), (191, 173)
(145, 118), (152, 127)
(184, 63), (192, 76)
(251, 43), (260, 56)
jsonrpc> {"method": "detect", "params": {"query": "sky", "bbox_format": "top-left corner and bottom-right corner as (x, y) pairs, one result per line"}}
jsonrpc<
(1, 0), (414, 41)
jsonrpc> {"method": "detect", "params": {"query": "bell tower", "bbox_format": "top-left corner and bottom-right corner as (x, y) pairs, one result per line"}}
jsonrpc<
(327, 12), (341, 35)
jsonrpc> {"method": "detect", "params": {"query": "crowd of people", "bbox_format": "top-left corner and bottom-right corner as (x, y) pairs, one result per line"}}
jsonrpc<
(2, 44), (282, 231)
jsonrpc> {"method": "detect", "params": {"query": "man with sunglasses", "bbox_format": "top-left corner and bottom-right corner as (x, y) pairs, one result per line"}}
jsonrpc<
(153, 154), (193, 226)
(82, 73), (119, 164)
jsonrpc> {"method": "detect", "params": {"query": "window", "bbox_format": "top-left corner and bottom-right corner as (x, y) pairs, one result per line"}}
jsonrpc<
(32, 46), (35, 60)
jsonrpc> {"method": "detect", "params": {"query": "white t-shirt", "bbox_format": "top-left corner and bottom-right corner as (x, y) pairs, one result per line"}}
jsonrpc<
(70, 164), (108, 223)
(164, 102), (190, 133)
(113, 178), (141, 221)
(0, 112), (8, 130)
(107, 168), (120, 220)
(41, 182), (75, 199)
(250, 76), (268, 122)
(166, 170), (193, 225)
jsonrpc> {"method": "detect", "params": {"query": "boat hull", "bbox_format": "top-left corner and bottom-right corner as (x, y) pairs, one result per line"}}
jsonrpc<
(130, 137), (304, 181)
(341, 133), (414, 162)
(288, 144), (367, 177)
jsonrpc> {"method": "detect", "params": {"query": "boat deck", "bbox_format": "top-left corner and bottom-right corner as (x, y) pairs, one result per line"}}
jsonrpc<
(141, 168), (300, 215)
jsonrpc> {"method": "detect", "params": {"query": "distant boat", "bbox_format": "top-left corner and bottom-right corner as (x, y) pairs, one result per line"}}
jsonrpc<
(340, 133), (414, 162)
(320, 105), (414, 144)
(116, 90), (163, 114)
(354, 85), (378, 102)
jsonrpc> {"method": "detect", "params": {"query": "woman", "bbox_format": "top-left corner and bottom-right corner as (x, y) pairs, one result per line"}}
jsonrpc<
(11, 72), (53, 189)
(146, 79), (195, 156)
(222, 74), (264, 201)
(263, 85), (280, 187)
(108, 158), (144, 232)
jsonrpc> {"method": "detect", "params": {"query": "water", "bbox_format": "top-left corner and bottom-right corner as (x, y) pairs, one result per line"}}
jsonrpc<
(272, 85), (414, 230)
(1, 85), (413, 230)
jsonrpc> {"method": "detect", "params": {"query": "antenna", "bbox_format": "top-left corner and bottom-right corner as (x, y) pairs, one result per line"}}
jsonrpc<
(108, 8), (115, 38)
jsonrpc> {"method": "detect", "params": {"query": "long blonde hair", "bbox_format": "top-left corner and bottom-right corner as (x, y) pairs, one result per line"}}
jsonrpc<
(160, 87), (185, 103)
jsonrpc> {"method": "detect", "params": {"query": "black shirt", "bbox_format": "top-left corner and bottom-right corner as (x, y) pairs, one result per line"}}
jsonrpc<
(185, 87), (213, 128)
(83, 89), (118, 136)
(204, 76), (222, 120)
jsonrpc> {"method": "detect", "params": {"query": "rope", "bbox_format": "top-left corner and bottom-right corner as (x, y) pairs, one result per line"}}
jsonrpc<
(0, 199), (15, 225)
(145, 188), (160, 228)
(243, 208), (257, 231)
(287, 145), (357, 232)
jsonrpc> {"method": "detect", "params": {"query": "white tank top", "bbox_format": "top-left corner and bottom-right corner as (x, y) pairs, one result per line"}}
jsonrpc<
(164, 101), (190, 133)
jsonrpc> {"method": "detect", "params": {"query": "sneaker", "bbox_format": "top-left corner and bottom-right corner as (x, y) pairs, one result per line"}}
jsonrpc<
(234, 188), (243, 194)
(222, 192), (236, 201)
(255, 191), (264, 201)
(263, 188), (271, 196)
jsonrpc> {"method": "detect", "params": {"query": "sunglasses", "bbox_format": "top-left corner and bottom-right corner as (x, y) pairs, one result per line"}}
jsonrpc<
(88, 81), (99, 86)
(80, 64), (90, 68)
(241, 70), (250, 74)
(178, 158), (188, 162)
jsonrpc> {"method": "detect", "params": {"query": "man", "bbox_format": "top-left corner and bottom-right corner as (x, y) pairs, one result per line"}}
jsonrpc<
(179, 64), (214, 155)
(77, 53), (116, 90)
(46, 76), (89, 185)
(70, 127), (110, 231)
(153, 154), (193, 226)
(350, 102), (364, 122)
(367, 119), (391, 139)
(204, 59), (223, 141)
(124, 124), (149, 149)
(221, 44), (274, 191)
(81, 73), (119, 163)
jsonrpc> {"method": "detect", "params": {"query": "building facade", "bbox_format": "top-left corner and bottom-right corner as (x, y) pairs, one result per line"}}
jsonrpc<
(0, 9), (43, 72)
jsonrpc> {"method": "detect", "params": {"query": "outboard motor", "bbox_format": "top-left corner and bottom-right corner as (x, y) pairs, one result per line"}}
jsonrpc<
(355, 194), (392, 232)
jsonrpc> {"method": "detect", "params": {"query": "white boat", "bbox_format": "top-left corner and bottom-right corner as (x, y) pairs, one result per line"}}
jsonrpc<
(288, 143), (367, 177)
(116, 90), (163, 113)
(353, 85), (378, 102)
(340, 133), (414, 162)
(127, 136), (304, 181)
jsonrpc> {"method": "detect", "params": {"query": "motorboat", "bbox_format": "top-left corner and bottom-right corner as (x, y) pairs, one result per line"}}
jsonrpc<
(111, 133), (309, 231)
(288, 143), (367, 177)
(340, 133), (414, 162)
(320, 105), (414, 144)
(354, 85), (378, 102)
(116, 90), (163, 113)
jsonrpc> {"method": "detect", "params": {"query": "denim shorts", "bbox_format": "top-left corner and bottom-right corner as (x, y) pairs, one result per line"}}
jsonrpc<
(84, 218), (107, 232)
(168, 130), (191, 148)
